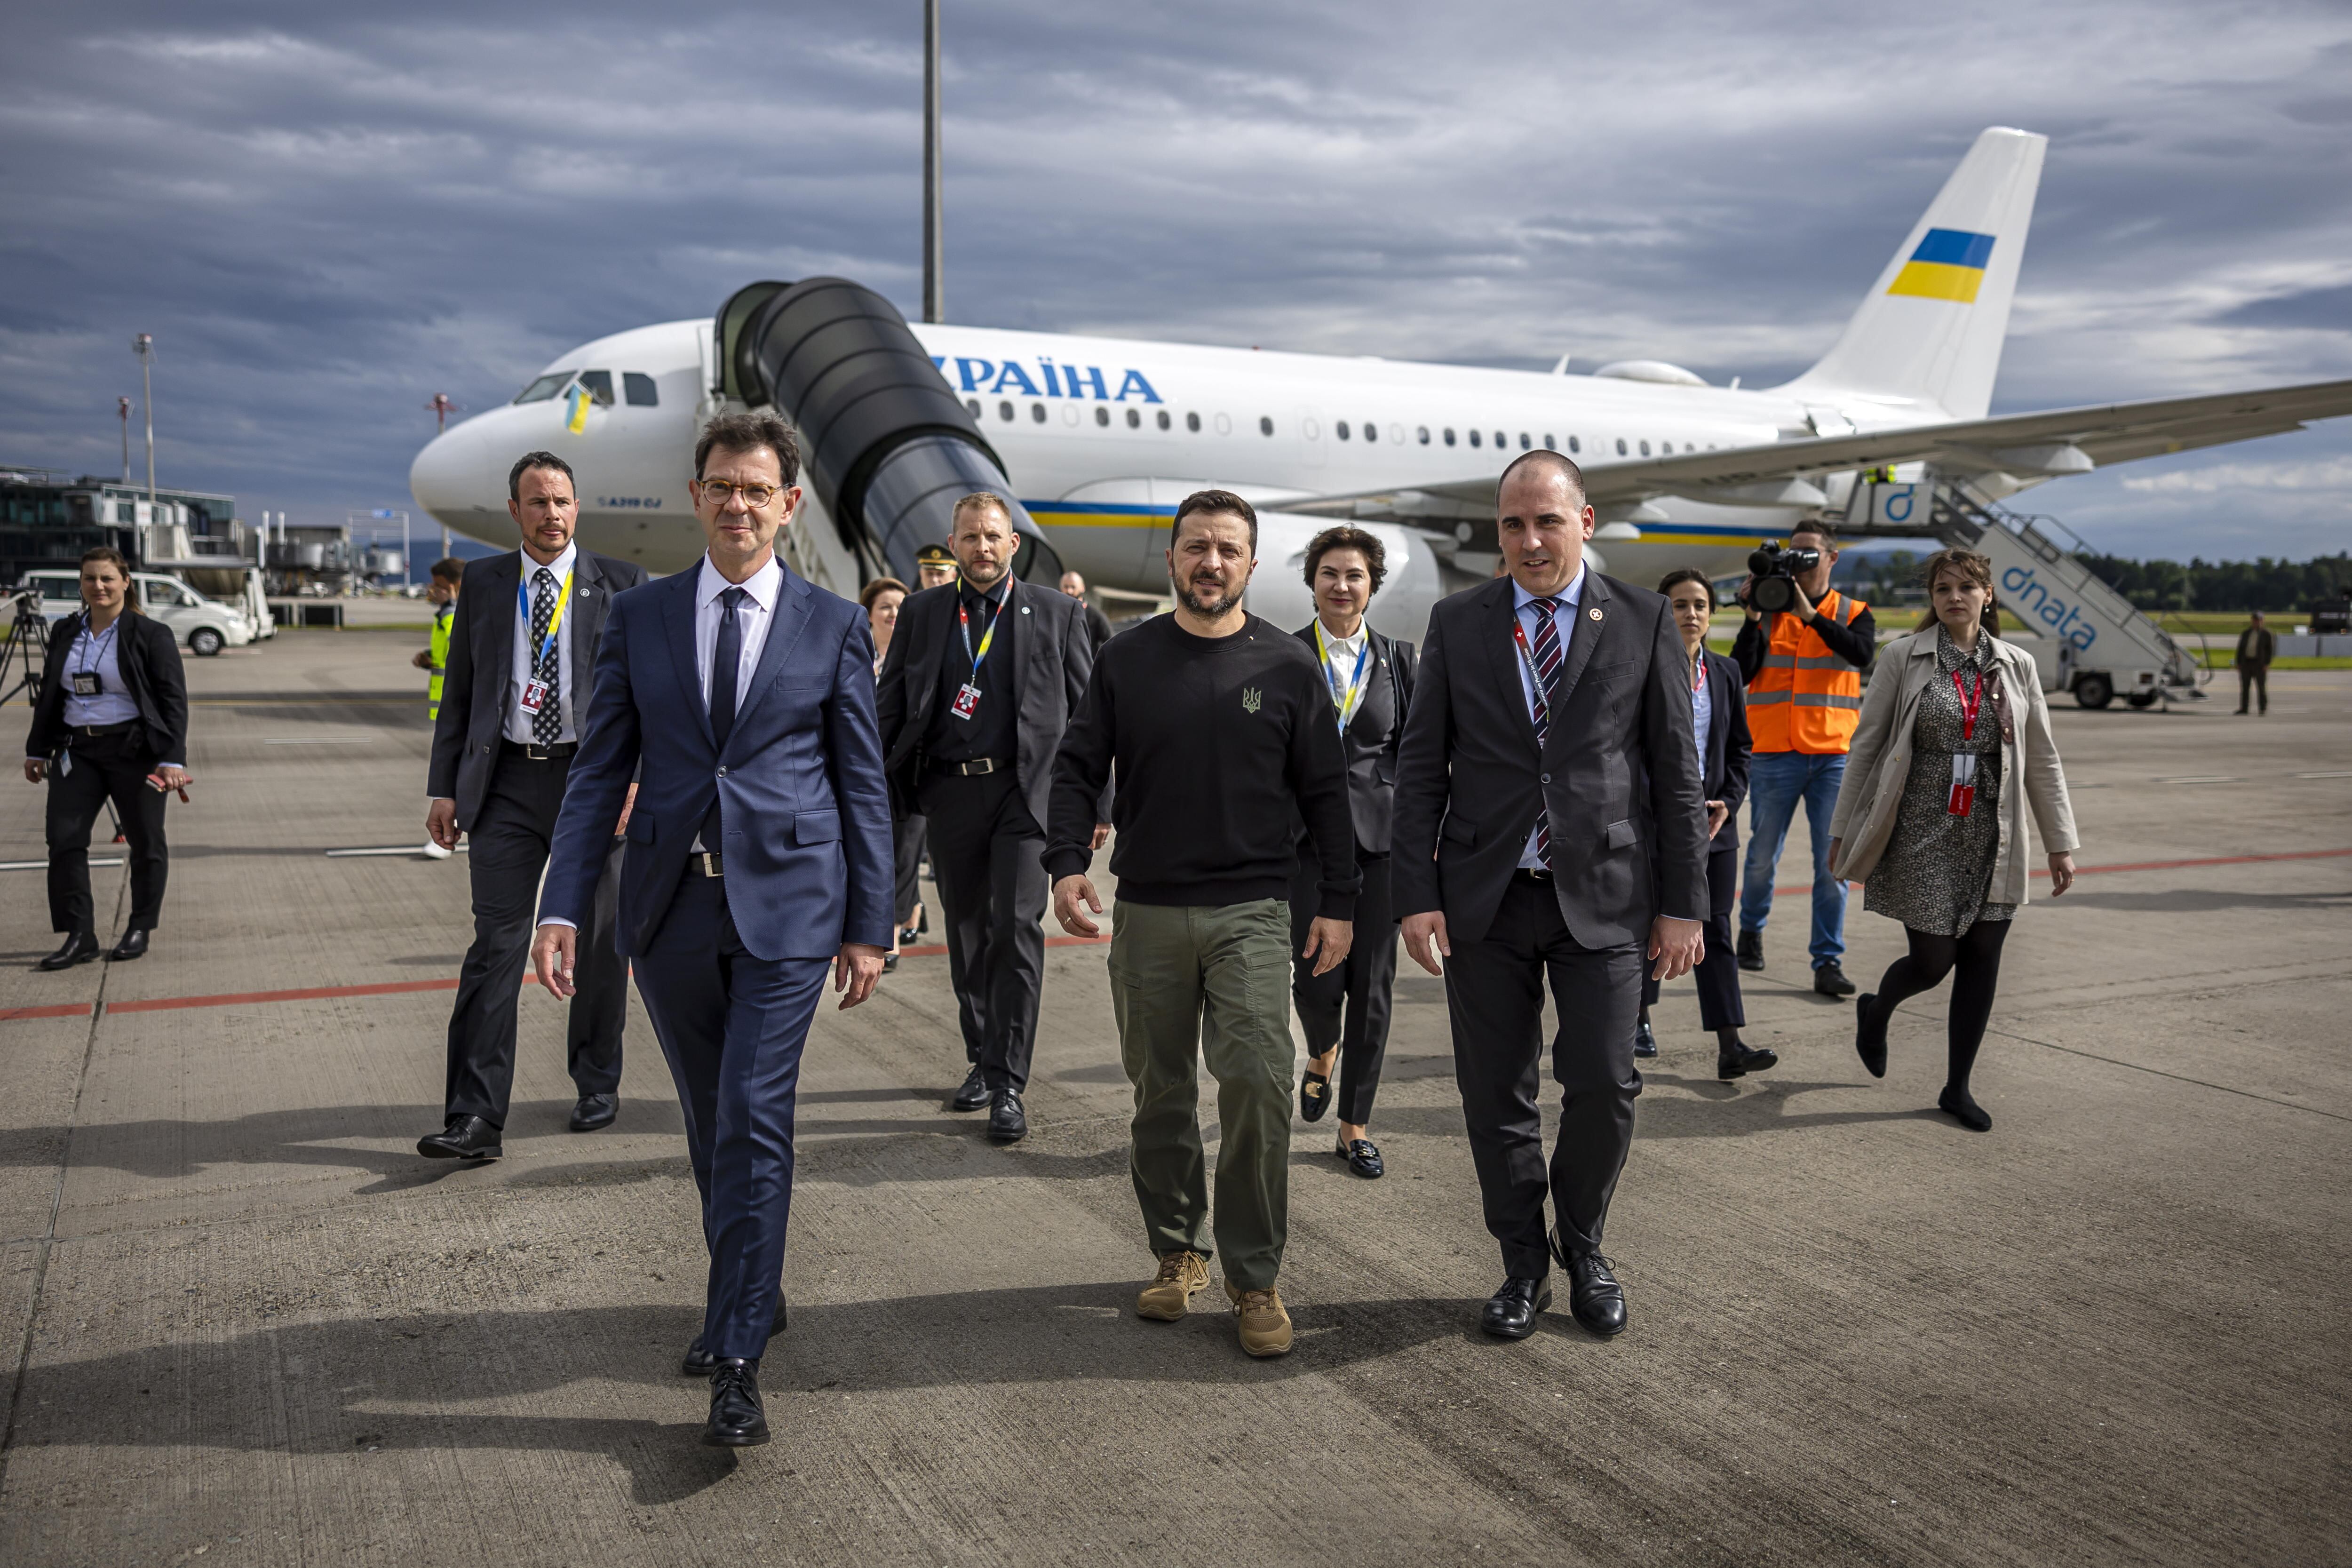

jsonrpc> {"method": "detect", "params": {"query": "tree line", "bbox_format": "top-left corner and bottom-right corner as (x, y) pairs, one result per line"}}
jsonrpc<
(2072, 552), (2352, 613)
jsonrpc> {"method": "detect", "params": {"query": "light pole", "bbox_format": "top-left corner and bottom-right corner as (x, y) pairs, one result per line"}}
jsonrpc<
(922, 0), (944, 324)
(118, 397), (131, 483)
(131, 334), (156, 505)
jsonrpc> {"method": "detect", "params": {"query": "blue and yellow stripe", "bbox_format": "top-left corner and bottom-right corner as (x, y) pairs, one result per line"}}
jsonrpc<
(1886, 228), (1995, 303)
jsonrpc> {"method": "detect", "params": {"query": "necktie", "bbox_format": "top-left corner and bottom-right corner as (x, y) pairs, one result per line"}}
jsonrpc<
(530, 568), (561, 745)
(710, 586), (748, 752)
(1528, 597), (1561, 869)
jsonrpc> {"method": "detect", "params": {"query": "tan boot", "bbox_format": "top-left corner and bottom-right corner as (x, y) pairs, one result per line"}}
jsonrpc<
(1136, 1250), (1210, 1321)
(1225, 1280), (1293, 1357)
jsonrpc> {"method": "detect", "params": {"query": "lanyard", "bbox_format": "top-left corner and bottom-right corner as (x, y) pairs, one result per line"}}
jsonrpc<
(1951, 666), (1983, 741)
(75, 614), (121, 677)
(1510, 615), (1549, 719)
(1315, 622), (1371, 731)
(517, 568), (574, 671)
(957, 582), (1012, 674)
(1692, 654), (1708, 696)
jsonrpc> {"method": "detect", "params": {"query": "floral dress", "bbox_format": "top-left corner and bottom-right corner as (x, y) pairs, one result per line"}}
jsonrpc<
(1863, 626), (2015, 936)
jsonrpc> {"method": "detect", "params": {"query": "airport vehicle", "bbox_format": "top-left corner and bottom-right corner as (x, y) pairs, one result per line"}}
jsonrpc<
(409, 127), (2352, 653)
(21, 569), (259, 656)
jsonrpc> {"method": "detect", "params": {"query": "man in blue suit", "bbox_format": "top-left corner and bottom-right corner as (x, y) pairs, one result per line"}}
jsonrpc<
(531, 410), (893, 1449)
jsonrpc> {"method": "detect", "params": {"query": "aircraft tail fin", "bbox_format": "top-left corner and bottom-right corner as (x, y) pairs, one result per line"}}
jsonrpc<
(1780, 127), (2046, 422)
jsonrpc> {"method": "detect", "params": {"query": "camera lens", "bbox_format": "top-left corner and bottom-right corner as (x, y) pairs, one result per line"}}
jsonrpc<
(1753, 576), (1795, 614)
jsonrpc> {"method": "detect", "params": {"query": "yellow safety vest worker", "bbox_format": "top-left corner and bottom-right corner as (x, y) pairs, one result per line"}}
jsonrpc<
(1746, 589), (1868, 754)
(427, 602), (454, 721)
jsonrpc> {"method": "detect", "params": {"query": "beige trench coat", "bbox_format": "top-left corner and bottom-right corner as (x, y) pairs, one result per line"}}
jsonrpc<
(1827, 628), (2080, 907)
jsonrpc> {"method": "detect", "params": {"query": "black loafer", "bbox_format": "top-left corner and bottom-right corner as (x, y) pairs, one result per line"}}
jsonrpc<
(107, 927), (150, 962)
(1855, 993), (1888, 1079)
(986, 1088), (1028, 1144)
(681, 1298), (789, 1375)
(1632, 1020), (1657, 1059)
(568, 1093), (617, 1132)
(1938, 1085), (1993, 1132)
(949, 1064), (991, 1112)
(1735, 930), (1764, 971)
(1813, 962), (1857, 998)
(417, 1114), (502, 1161)
(1481, 1276), (1552, 1339)
(1336, 1137), (1383, 1178)
(701, 1360), (769, 1447)
(1716, 1040), (1779, 1080)
(1551, 1227), (1627, 1338)
(1299, 1070), (1332, 1122)
(37, 931), (100, 971)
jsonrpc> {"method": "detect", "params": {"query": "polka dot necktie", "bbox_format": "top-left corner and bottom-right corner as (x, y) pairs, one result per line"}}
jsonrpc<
(529, 568), (561, 746)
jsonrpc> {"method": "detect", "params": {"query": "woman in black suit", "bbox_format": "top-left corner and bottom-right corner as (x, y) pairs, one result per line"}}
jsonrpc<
(22, 547), (189, 969)
(1639, 570), (1775, 1081)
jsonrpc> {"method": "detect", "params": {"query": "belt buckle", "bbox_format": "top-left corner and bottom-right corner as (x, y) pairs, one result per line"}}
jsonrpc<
(697, 851), (723, 878)
(524, 742), (555, 761)
(971, 758), (995, 775)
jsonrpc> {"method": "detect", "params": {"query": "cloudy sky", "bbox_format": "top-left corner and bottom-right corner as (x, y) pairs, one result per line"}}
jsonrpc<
(4, 0), (2348, 560)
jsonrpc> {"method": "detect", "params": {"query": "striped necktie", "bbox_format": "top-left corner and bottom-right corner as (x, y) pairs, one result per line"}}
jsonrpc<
(1528, 596), (1561, 869)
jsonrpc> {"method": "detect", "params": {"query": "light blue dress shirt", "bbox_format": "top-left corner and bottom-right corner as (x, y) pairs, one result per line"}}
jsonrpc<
(1509, 566), (1586, 870)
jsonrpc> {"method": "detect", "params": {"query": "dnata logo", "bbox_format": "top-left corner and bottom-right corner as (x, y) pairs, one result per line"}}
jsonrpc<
(933, 355), (1163, 403)
(1887, 228), (1995, 304)
(2001, 564), (2099, 652)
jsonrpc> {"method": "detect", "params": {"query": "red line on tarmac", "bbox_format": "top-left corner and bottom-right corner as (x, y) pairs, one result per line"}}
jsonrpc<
(106, 978), (465, 1014)
(0, 1003), (95, 1021)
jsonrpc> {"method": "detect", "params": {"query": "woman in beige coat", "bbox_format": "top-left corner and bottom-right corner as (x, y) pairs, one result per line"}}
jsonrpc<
(1827, 549), (2079, 1131)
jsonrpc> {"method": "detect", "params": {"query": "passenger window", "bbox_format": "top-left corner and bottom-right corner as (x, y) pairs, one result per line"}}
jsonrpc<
(1156, 410), (1171, 430)
(623, 373), (658, 407)
(1518, 432), (1531, 450)
(1125, 407), (1141, 429)
(1543, 433), (1556, 450)
(1616, 438), (1629, 456)
(1097, 407), (1112, 427)
(997, 400), (1014, 422)
(1186, 412), (1201, 432)
(1494, 431), (1506, 449)
(1568, 436), (1581, 453)
(966, 398), (983, 418)
(1259, 416), (1274, 436)
(1418, 426), (1430, 445)
(1639, 439), (1651, 456)
(1336, 421), (1351, 441)
(1469, 429), (1482, 447)
(1364, 420), (1377, 444)
(577, 371), (615, 406)
(514, 371), (574, 404)
(1032, 403), (1047, 422)
(1444, 428), (1456, 446)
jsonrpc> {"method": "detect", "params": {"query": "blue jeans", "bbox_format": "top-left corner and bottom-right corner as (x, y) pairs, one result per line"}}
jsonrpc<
(1739, 750), (1848, 968)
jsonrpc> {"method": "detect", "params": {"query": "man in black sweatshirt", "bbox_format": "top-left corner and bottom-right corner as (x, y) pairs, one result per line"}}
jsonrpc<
(1046, 489), (1357, 1359)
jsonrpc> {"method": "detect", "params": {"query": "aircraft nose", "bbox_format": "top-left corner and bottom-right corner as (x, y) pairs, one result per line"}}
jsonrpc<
(410, 413), (519, 541)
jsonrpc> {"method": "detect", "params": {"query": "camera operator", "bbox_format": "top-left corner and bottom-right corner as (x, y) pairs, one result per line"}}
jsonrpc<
(1731, 523), (1875, 997)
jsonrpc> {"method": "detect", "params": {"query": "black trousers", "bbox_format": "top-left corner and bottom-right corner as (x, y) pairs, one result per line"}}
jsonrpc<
(444, 748), (628, 1128)
(45, 726), (168, 934)
(893, 811), (927, 928)
(1640, 841), (1745, 1032)
(2237, 665), (2268, 713)
(1443, 875), (1644, 1278)
(920, 769), (1048, 1091)
(1289, 847), (1398, 1125)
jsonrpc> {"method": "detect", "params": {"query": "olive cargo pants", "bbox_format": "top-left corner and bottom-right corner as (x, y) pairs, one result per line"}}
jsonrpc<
(1107, 899), (1295, 1292)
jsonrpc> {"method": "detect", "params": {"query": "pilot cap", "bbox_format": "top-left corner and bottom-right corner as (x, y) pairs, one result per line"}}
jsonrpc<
(914, 543), (955, 566)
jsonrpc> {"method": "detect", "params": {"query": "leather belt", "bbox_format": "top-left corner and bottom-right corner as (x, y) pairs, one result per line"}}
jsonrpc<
(70, 720), (137, 738)
(929, 756), (1012, 776)
(687, 850), (723, 878)
(500, 740), (579, 761)
(1511, 867), (1554, 885)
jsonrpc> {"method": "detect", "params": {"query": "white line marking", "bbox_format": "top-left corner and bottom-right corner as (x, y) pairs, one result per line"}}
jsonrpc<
(324, 845), (469, 858)
(2157, 775), (2241, 784)
(0, 858), (123, 871)
(2293, 770), (2352, 780)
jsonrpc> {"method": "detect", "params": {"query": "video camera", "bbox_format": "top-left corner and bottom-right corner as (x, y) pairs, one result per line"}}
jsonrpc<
(1746, 540), (1822, 615)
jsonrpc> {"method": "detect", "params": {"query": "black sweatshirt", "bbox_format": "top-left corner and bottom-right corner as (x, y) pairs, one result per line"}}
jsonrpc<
(1045, 613), (1359, 917)
(1731, 601), (1878, 682)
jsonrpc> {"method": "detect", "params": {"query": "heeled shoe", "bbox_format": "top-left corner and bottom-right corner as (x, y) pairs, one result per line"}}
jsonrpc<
(1938, 1085), (1993, 1132)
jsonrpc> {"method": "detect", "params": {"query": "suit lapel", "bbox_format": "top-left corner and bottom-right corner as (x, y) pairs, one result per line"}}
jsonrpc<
(566, 550), (603, 688)
(1547, 568), (1611, 719)
(483, 553), (520, 702)
(725, 564), (816, 742)
(1479, 579), (1541, 759)
(1009, 579), (1038, 710)
(660, 568), (715, 749)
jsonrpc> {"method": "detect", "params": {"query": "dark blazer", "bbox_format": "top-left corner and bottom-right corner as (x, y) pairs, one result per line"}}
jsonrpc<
(874, 575), (1096, 830)
(537, 562), (895, 961)
(26, 610), (188, 765)
(1291, 621), (1416, 854)
(1698, 646), (1751, 856)
(1392, 571), (1708, 949)
(426, 546), (645, 830)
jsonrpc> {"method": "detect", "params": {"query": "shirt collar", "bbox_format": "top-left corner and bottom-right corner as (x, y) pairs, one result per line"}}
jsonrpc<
(697, 552), (783, 612)
(519, 541), (577, 585)
(1510, 563), (1587, 614)
(1315, 617), (1367, 656)
(960, 572), (1011, 611)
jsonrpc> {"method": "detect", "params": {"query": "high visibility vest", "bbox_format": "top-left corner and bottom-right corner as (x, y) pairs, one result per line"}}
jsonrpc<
(1747, 589), (1867, 754)
(427, 603), (454, 720)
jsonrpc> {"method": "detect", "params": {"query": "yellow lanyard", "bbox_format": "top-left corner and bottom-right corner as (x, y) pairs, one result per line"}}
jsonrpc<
(518, 568), (574, 671)
(1315, 621), (1371, 731)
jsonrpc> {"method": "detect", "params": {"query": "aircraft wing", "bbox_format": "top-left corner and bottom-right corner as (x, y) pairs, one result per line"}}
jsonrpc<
(1284, 376), (2352, 517)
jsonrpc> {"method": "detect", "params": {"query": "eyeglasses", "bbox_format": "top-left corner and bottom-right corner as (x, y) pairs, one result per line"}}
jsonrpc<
(697, 479), (783, 508)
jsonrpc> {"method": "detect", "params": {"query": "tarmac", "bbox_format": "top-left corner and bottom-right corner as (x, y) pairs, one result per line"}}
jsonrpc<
(0, 627), (2345, 1567)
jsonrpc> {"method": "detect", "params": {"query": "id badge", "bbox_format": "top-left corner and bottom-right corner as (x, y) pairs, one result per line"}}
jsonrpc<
(1946, 752), (1978, 817)
(71, 671), (101, 697)
(519, 678), (548, 715)
(949, 682), (982, 721)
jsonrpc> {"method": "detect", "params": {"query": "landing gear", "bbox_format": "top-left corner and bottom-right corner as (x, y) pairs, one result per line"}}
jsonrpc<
(2073, 672), (2113, 710)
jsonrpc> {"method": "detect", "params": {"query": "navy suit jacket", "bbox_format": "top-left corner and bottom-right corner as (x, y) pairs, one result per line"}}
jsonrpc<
(538, 559), (895, 962)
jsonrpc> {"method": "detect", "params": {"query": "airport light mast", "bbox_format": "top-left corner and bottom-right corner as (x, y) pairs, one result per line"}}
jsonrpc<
(922, 0), (944, 324)
(131, 333), (156, 505)
(118, 396), (131, 484)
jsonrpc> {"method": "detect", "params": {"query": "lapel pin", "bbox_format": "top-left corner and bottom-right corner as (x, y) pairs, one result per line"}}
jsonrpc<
(1588, 607), (1603, 621)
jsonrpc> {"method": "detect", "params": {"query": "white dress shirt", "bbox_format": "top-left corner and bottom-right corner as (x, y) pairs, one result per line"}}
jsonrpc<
(61, 616), (142, 731)
(507, 542), (580, 744)
(1691, 651), (1716, 784)
(1509, 565), (1586, 870)
(691, 552), (784, 851)
(1314, 617), (1370, 730)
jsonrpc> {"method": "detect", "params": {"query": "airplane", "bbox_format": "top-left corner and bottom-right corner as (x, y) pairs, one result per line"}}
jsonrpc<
(409, 126), (2352, 641)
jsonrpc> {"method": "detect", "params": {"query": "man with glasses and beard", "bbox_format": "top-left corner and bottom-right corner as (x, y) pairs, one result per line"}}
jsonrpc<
(1046, 489), (1357, 1360)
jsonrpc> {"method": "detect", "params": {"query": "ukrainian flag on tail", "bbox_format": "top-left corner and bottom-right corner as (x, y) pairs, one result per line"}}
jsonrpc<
(565, 382), (593, 434)
(1886, 228), (1996, 303)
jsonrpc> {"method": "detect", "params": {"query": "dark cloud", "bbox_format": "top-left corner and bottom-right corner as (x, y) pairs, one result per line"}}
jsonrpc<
(3, 0), (2349, 557)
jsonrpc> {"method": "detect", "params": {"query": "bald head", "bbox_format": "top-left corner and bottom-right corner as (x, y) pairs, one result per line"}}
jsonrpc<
(1498, 448), (1588, 509)
(1496, 454), (1595, 597)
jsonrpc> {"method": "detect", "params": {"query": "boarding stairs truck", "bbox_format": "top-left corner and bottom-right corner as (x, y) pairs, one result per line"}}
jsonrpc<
(1850, 475), (2203, 709)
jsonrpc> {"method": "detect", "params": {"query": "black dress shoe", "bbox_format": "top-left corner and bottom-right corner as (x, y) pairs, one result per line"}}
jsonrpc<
(949, 1064), (991, 1112)
(701, 1359), (769, 1447)
(1632, 1020), (1657, 1059)
(569, 1093), (617, 1132)
(1855, 993), (1888, 1079)
(416, 1114), (502, 1161)
(107, 927), (150, 962)
(37, 931), (100, 971)
(1336, 1137), (1383, 1178)
(899, 924), (922, 947)
(1716, 1039), (1779, 1080)
(986, 1088), (1028, 1144)
(1299, 1069), (1332, 1122)
(1562, 1250), (1628, 1338)
(882, 953), (898, 974)
(1938, 1084), (1993, 1132)
(681, 1298), (789, 1375)
(1735, 929), (1764, 971)
(1813, 961), (1857, 997)
(1481, 1276), (1552, 1339)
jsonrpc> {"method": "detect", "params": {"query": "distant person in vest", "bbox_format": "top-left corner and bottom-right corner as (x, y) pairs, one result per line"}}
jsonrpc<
(1290, 525), (1416, 1178)
(23, 546), (189, 970)
(414, 556), (464, 722)
(2234, 611), (2274, 716)
(1829, 549), (2079, 1132)
(421, 451), (646, 1159)
(1731, 523), (1875, 998)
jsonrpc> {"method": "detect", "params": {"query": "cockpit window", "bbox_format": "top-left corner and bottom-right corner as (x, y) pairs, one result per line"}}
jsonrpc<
(623, 373), (659, 407)
(515, 372), (575, 404)
(577, 371), (615, 406)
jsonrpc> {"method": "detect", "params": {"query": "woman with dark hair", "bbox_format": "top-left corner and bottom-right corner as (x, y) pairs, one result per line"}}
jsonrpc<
(23, 546), (190, 968)
(1828, 548), (2079, 1131)
(862, 576), (923, 971)
(1638, 570), (1776, 1078)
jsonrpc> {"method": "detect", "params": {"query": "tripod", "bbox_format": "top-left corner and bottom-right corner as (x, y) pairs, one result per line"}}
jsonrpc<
(0, 590), (45, 709)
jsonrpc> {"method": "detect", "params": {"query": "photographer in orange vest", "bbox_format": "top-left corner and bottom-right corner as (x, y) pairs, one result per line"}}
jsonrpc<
(1731, 523), (1876, 997)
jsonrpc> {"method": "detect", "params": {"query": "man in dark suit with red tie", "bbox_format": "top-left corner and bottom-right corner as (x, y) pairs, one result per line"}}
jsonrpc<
(1392, 450), (1708, 1342)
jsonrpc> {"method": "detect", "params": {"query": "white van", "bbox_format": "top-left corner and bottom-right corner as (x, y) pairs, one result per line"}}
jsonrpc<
(20, 569), (257, 657)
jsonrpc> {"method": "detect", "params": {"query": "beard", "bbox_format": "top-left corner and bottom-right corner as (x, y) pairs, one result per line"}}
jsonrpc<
(1174, 571), (1242, 619)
